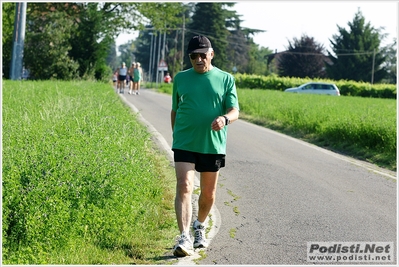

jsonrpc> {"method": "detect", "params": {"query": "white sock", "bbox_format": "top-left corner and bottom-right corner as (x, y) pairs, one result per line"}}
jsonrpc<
(182, 231), (192, 241)
(194, 219), (204, 228)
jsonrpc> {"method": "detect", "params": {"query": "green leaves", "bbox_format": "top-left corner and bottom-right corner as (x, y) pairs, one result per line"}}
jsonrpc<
(233, 73), (396, 98)
(3, 3), (186, 81)
(327, 9), (389, 82)
(278, 35), (327, 78)
(24, 9), (79, 80)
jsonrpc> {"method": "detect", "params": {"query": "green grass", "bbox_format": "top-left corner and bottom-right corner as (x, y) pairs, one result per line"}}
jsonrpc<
(238, 89), (396, 171)
(229, 228), (237, 238)
(2, 80), (178, 264)
(156, 83), (396, 171)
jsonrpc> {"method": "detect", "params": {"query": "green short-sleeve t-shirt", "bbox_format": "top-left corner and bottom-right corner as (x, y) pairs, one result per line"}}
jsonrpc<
(172, 67), (239, 154)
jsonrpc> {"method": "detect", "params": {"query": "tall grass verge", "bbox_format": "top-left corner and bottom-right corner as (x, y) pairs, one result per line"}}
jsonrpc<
(2, 80), (177, 264)
(238, 89), (396, 171)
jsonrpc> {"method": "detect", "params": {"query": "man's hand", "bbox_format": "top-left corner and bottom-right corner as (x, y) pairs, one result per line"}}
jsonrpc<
(211, 116), (225, 131)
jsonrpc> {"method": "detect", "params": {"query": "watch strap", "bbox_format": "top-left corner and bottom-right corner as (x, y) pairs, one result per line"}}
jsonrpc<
(222, 115), (230, 125)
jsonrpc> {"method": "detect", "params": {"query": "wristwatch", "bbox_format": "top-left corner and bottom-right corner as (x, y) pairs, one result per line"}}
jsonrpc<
(222, 115), (230, 125)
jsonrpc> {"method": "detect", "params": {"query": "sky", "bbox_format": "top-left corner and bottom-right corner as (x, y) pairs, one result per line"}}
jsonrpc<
(116, 1), (398, 53)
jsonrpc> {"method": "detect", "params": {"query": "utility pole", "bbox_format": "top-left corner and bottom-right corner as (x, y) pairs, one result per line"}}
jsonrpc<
(371, 49), (376, 84)
(162, 31), (166, 80)
(173, 30), (179, 75)
(155, 31), (162, 87)
(148, 32), (154, 83)
(151, 32), (157, 83)
(181, 14), (185, 71)
(10, 2), (27, 80)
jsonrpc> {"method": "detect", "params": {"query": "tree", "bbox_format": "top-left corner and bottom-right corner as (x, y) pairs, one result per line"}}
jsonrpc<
(2, 2), (16, 79)
(68, 2), (185, 80)
(245, 44), (273, 75)
(3, 2), (185, 81)
(24, 5), (79, 80)
(118, 40), (136, 67)
(277, 34), (327, 78)
(380, 38), (397, 84)
(125, 2), (270, 78)
(132, 29), (156, 82)
(225, 27), (249, 73)
(224, 11), (269, 75)
(326, 9), (388, 83)
(67, 3), (115, 80)
(105, 41), (118, 71)
(133, 26), (185, 82)
(185, 2), (233, 70)
(130, 3), (194, 81)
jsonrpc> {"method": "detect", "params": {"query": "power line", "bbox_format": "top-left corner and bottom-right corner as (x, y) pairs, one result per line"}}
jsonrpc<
(184, 28), (382, 57)
(267, 50), (379, 57)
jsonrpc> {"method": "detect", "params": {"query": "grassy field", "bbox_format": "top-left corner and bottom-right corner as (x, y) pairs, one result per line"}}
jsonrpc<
(240, 89), (396, 170)
(2, 80), (178, 264)
(157, 83), (396, 171)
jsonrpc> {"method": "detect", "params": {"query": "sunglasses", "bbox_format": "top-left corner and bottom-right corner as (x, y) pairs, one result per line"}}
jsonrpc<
(189, 53), (207, 60)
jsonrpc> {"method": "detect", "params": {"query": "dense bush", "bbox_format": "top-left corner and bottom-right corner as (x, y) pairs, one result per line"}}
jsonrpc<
(233, 73), (397, 99)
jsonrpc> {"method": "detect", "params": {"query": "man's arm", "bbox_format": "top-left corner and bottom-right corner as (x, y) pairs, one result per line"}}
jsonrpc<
(224, 107), (239, 124)
(171, 110), (176, 131)
(211, 107), (239, 131)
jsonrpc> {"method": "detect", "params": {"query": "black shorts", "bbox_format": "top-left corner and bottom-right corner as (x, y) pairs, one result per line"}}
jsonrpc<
(118, 75), (126, 81)
(173, 149), (225, 172)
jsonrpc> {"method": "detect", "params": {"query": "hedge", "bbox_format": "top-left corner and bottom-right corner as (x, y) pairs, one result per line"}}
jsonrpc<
(233, 74), (397, 99)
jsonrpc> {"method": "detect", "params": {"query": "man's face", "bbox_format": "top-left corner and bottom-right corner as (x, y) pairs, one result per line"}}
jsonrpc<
(189, 50), (214, 73)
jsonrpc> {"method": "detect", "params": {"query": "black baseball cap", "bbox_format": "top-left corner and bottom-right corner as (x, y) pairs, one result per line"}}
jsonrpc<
(187, 35), (212, 54)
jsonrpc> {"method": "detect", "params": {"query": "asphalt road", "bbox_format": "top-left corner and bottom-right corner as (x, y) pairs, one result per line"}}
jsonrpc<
(118, 88), (397, 265)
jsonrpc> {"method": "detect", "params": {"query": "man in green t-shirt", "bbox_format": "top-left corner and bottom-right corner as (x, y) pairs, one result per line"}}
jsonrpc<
(171, 35), (240, 257)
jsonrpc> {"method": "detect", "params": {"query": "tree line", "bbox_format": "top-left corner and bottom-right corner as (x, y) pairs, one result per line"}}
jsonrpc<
(2, 2), (185, 81)
(2, 2), (396, 84)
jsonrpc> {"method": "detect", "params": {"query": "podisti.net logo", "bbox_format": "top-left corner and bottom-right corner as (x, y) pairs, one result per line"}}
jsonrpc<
(307, 242), (394, 263)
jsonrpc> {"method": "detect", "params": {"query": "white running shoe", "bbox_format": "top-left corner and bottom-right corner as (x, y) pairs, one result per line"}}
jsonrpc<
(193, 220), (209, 248)
(173, 233), (194, 257)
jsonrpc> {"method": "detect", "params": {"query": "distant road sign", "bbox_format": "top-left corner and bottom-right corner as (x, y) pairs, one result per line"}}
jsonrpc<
(158, 59), (168, 71)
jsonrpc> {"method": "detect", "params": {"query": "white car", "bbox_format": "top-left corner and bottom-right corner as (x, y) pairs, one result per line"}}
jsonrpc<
(284, 82), (340, 96)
